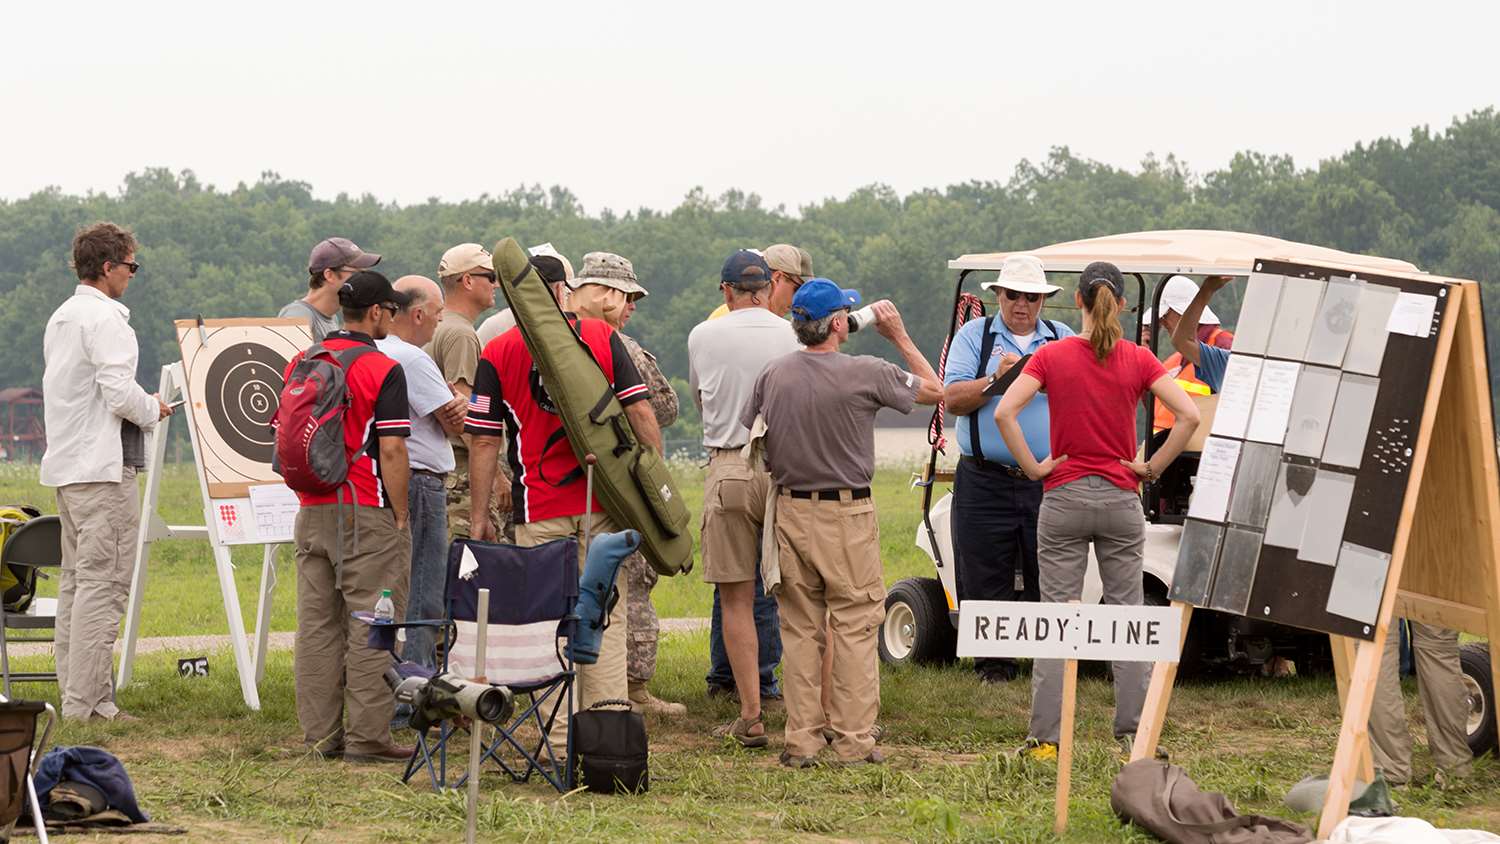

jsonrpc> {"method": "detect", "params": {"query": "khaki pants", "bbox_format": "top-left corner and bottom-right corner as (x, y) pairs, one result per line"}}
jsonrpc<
(516, 512), (628, 753)
(293, 504), (411, 754)
(1368, 622), (1473, 783)
(55, 467), (138, 720)
(774, 492), (884, 761)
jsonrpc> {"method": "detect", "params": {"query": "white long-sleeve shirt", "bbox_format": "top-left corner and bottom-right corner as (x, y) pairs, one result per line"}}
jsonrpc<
(40, 285), (159, 487)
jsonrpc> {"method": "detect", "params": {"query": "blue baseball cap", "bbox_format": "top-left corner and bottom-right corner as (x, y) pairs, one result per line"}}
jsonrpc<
(720, 249), (773, 286)
(790, 278), (862, 321)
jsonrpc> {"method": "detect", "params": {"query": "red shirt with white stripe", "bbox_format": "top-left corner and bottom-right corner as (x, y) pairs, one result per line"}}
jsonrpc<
(465, 316), (648, 523)
(281, 330), (411, 508)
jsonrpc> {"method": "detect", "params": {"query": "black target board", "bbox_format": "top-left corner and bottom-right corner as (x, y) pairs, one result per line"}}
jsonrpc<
(176, 319), (314, 492)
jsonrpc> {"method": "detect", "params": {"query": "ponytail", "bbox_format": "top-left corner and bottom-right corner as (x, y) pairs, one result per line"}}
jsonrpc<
(1086, 286), (1122, 363)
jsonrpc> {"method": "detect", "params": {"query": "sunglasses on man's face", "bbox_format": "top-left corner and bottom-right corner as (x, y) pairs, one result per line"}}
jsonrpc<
(471, 272), (498, 284)
(111, 260), (141, 274)
(1003, 289), (1043, 303)
(379, 302), (399, 315)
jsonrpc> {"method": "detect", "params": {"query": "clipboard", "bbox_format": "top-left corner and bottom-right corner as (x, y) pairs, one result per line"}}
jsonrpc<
(982, 353), (1033, 397)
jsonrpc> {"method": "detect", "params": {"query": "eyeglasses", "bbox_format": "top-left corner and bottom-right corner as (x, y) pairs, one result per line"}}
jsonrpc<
(111, 260), (141, 274)
(379, 302), (399, 315)
(471, 272), (498, 284)
(1003, 289), (1043, 303)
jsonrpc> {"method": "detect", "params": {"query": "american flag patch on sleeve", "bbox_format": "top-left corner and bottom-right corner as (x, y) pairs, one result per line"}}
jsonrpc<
(469, 394), (492, 415)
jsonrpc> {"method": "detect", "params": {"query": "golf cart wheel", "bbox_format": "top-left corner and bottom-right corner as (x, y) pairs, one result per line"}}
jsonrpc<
(879, 577), (957, 667)
(1459, 643), (1497, 757)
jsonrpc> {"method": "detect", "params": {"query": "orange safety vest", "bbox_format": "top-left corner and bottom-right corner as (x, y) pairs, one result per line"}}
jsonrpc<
(1153, 327), (1226, 432)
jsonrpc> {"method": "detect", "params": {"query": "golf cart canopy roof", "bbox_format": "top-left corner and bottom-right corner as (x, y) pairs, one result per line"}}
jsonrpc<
(948, 229), (1423, 277)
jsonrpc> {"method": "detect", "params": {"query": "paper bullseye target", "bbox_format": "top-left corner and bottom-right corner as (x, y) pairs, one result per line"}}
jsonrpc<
(176, 319), (314, 489)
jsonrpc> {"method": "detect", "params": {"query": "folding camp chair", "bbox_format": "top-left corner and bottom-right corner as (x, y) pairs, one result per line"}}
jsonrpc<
(0, 696), (56, 844)
(0, 516), (62, 697)
(360, 536), (582, 793)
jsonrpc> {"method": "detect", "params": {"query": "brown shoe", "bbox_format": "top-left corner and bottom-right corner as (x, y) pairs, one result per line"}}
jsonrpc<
(628, 682), (688, 717)
(779, 750), (818, 769)
(99, 710), (140, 723)
(823, 723), (884, 744)
(344, 743), (415, 763)
(712, 715), (769, 748)
(834, 748), (886, 767)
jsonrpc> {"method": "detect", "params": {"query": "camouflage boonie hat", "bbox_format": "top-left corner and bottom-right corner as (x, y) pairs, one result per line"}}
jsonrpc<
(571, 251), (647, 298)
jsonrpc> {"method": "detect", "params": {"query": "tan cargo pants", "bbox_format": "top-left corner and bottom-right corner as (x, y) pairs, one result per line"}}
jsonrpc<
(1368, 621), (1474, 783)
(293, 504), (411, 754)
(516, 512), (628, 754)
(774, 491), (885, 761)
(54, 467), (138, 720)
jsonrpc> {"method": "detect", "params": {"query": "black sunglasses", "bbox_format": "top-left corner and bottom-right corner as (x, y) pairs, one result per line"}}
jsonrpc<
(112, 260), (141, 274)
(471, 271), (498, 284)
(379, 302), (399, 315)
(1003, 289), (1043, 303)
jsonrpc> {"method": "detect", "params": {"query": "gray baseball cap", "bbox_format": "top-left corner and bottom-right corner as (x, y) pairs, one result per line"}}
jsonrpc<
(308, 237), (381, 274)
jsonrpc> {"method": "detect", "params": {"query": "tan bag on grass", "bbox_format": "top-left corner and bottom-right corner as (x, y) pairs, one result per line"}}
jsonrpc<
(1111, 759), (1312, 844)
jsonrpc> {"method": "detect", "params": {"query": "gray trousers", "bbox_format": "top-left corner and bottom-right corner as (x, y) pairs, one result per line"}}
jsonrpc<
(55, 467), (138, 720)
(1368, 622), (1473, 783)
(1029, 475), (1149, 742)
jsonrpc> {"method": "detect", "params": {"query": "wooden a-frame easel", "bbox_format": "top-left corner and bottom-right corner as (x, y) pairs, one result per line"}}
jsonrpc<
(1131, 278), (1500, 839)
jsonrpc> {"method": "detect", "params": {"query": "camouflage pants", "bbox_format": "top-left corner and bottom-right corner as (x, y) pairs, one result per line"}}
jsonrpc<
(624, 552), (660, 684)
(446, 449), (512, 543)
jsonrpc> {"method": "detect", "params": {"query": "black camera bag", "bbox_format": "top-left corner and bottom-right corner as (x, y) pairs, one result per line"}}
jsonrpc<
(572, 699), (648, 794)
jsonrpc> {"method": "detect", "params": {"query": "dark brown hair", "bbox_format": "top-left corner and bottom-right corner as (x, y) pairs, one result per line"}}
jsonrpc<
(72, 222), (137, 281)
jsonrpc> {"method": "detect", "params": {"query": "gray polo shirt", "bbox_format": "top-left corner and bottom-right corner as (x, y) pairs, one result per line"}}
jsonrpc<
(278, 299), (340, 342)
(375, 335), (456, 473)
(687, 308), (801, 449)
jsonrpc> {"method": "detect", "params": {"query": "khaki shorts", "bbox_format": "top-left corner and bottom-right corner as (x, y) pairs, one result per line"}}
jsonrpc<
(701, 449), (770, 584)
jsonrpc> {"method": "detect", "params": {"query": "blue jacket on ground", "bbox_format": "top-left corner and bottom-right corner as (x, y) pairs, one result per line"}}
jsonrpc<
(34, 745), (149, 823)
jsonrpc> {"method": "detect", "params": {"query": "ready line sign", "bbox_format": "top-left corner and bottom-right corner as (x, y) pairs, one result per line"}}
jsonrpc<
(957, 601), (1183, 662)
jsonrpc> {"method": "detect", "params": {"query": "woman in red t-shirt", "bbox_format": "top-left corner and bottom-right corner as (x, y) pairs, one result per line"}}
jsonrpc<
(994, 261), (1200, 759)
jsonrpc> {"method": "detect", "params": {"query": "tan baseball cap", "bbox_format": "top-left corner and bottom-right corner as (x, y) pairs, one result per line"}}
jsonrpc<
(764, 244), (813, 278)
(438, 243), (494, 277)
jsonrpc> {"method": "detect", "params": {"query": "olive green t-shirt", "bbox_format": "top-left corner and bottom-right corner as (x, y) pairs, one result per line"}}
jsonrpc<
(425, 310), (481, 449)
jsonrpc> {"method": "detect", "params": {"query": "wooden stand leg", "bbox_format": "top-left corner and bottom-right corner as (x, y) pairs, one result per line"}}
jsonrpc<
(1330, 634), (1375, 782)
(252, 544), (278, 685)
(1132, 601), (1193, 761)
(1054, 657), (1079, 836)
(1318, 630), (1389, 838)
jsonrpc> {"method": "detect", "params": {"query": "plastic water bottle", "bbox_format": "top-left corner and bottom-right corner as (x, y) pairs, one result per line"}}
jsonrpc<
(374, 588), (395, 623)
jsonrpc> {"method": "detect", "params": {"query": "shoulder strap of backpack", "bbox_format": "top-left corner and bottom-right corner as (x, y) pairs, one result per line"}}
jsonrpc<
(968, 317), (996, 463)
(330, 345), (378, 371)
(1042, 319), (1062, 342)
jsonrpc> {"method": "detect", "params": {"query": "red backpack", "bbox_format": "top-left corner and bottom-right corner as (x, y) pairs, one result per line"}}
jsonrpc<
(272, 343), (377, 496)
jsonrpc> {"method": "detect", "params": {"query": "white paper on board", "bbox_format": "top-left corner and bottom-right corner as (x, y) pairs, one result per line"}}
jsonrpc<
(1386, 292), (1437, 338)
(213, 497), (254, 544)
(1230, 273), (1285, 356)
(1326, 542), (1393, 624)
(1188, 437), (1242, 522)
(1343, 284), (1400, 375)
(1245, 360), (1301, 444)
(1297, 470), (1357, 566)
(1209, 355), (1263, 439)
(248, 483), (299, 544)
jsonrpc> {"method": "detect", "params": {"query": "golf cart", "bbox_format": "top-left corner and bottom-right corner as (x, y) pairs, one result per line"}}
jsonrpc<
(879, 229), (1498, 756)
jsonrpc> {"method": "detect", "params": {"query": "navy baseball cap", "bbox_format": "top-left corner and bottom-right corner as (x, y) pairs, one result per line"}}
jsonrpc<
(720, 249), (773, 287)
(790, 278), (861, 321)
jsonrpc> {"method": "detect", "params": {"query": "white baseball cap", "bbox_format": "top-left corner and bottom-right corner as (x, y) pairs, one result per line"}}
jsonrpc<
(980, 254), (1062, 295)
(1143, 275), (1220, 324)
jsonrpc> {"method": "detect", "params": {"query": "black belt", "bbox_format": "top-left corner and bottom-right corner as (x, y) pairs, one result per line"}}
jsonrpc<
(411, 468), (447, 480)
(786, 487), (871, 501)
(960, 455), (1031, 481)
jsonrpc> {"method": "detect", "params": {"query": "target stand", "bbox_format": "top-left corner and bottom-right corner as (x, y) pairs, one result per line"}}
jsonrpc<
(118, 318), (313, 710)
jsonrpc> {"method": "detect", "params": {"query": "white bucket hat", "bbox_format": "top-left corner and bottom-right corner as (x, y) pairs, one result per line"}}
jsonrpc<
(1142, 275), (1219, 324)
(980, 254), (1062, 296)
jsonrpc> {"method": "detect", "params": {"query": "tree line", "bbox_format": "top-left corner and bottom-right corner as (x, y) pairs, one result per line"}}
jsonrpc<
(2, 108), (1499, 439)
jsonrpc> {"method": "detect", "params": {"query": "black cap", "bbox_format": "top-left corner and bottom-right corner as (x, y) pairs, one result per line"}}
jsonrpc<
(338, 270), (410, 309)
(1078, 261), (1125, 302)
(532, 255), (568, 284)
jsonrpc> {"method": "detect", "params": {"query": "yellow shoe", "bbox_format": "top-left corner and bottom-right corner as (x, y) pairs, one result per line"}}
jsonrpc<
(1016, 738), (1058, 761)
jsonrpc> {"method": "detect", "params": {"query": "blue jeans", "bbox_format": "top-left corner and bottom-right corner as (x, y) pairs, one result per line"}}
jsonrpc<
(706, 569), (782, 696)
(402, 472), (449, 670)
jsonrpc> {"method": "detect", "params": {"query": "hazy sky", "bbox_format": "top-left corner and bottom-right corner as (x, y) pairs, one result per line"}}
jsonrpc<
(4, 1), (1495, 215)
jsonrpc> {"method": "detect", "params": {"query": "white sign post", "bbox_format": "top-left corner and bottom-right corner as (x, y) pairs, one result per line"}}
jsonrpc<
(958, 600), (1183, 834)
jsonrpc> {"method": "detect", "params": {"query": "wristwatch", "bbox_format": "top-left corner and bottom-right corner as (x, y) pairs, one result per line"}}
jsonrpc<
(1144, 463), (1157, 483)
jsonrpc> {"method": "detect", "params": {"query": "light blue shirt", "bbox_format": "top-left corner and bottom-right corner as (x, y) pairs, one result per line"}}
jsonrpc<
(1196, 342), (1230, 392)
(943, 316), (1074, 465)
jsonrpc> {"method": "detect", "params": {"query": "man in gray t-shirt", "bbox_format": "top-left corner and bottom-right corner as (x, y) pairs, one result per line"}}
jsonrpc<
(739, 279), (940, 768)
(279, 237), (380, 341)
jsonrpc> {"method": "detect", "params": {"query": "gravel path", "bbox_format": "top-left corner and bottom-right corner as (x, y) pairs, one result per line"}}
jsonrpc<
(5, 617), (711, 658)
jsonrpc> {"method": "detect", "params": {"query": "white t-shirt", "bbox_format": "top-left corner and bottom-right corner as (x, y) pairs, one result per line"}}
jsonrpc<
(375, 335), (456, 473)
(687, 307), (801, 449)
(1009, 331), (1036, 349)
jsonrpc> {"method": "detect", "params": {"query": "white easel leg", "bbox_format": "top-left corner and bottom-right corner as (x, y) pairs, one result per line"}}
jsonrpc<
(118, 365), (174, 692)
(212, 544), (262, 710)
(253, 544), (278, 685)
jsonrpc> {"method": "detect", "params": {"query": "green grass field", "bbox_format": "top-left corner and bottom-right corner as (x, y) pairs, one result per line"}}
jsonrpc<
(2, 461), (1497, 841)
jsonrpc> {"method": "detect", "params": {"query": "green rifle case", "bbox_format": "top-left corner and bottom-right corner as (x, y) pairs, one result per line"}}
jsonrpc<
(492, 237), (694, 576)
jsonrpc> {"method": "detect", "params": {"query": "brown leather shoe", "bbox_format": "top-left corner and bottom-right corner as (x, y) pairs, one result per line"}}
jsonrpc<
(344, 743), (415, 763)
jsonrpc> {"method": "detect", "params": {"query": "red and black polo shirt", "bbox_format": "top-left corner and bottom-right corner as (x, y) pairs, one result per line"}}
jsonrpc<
(465, 316), (648, 524)
(281, 330), (410, 508)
